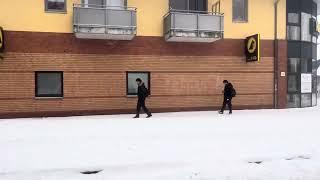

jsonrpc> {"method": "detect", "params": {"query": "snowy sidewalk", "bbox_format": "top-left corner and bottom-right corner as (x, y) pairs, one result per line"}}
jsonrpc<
(1, 108), (320, 180)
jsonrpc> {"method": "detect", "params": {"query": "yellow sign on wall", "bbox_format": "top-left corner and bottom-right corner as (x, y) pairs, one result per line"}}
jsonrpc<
(245, 34), (260, 62)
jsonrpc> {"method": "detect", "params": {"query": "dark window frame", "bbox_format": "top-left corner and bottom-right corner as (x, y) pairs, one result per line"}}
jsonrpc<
(169, 0), (208, 12)
(232, 0), (248, 23)
(35, 71), (64, 98)
(126, 72), (151, 96)
(45, 0), (67, 13)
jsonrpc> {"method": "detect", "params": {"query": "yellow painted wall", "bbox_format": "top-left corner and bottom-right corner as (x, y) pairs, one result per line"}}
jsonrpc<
(128, 0), (168, 36)
(209, 0), (286, 39)
(0, 0), (285, 39)
(0, 0), (80, 33)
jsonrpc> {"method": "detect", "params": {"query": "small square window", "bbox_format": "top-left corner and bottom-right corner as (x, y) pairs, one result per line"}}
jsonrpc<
(127, 72), (150, 96)
(45, 0), (67, 13)
(35, 72), (63, 97)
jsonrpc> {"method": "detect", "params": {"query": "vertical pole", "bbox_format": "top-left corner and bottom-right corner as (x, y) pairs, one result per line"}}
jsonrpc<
(274, 0), (280, 109)
(197, 14), (199, 37)
(105, 6), (107, 34)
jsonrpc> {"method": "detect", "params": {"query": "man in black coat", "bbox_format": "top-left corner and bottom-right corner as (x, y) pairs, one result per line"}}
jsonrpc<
(134, 78), (152, 118)
(219, 80), (234, 114)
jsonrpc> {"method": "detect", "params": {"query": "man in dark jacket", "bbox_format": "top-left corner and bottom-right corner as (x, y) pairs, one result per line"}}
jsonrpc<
(134, 78), (152, 118)
(219, 80), (234, 114)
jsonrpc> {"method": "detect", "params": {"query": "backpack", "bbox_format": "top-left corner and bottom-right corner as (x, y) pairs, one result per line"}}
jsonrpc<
(144, 87), (150, 97)
(231, 87), (237, 97)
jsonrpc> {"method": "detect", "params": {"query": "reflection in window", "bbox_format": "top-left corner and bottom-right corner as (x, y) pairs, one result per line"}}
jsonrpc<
(312, 74), (317, 93)
(45, 0), (66, 12)
(301, 93), (312, 107)
(288, 58), (300, 73)
(35, 72), (63, 97)
(287, 26), (300, 40)
(127, 72), (150, 96)
(301, 59), (312, 73)
(288, 13), (300, 24)
(312, 93), (317, 106)
(287, 94), (300, 108)
(288, 75), (299, 92)
(232, 0), (248, 22)
(301, 12), (311, 42)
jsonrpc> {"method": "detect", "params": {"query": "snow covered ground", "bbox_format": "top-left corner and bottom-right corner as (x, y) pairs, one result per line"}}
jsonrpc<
(1, 107), (320, 180)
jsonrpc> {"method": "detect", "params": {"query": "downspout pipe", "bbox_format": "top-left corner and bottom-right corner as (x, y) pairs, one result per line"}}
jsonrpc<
(274, 0), (280, 109)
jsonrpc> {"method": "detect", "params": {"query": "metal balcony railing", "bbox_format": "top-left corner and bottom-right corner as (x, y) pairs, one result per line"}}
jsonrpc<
(73, 4), (137, 40)
(164, 9), (224, 43)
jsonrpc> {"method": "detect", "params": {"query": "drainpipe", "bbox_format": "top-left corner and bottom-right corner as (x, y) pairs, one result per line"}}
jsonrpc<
(274, 0), (280, 109)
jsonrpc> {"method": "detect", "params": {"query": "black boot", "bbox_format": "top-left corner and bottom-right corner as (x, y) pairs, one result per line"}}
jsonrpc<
(146, 114), (152, 118)
(133, 115), (139, 118)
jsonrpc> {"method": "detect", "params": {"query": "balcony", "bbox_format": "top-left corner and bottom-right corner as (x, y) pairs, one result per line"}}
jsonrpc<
(73, 4), (137, 40)
(163, 10), (224, 43)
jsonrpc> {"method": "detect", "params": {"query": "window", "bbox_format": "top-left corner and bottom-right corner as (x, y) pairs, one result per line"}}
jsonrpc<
(301, 42), (312, 59)
(232, 0), (248, 22)
(169, 0), (207, 12)
(288, 41), (301, 58)
(35, 72), (63, 97)
(126, 72), (150, 96)
(287, 26), (300, 40)
(312, 93), (317, 106)
(45, 0), (66, 12)
(312, 44), (317, 60)
(288, 58), (300, 73)
(288, 13), (300, 24)
(301, 93), (312, 107)
(288, 75), (299, 92)
(312, 74), (317, 93)
(82, 0), (104, 7)
(287, 94), (300, 108)
(301, 59), (312, 73)
(301, 12), (312, 42)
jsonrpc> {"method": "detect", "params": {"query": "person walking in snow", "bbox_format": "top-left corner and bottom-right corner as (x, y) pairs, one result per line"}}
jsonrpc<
(219, 80), (236, 114)
(134, 78), (152, 118)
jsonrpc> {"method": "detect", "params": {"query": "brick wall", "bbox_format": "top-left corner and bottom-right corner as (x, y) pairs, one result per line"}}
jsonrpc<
(0, 31), (277, 118)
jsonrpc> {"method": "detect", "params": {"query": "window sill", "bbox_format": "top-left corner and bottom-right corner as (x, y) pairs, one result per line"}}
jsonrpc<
(45, 10), (67, 14)
(232, 20), (248, 23)
(127, 95), (137, 98)
(34, 97), (64, 100)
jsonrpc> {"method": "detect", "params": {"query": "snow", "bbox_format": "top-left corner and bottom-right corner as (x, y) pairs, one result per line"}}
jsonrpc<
(1, 107), (320, 180)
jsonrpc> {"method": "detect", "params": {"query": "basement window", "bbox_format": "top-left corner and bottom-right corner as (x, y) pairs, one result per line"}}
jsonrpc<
(45, 0), (67, 13)
(127, 72), (150, 96)
(35, 72), (64, 98)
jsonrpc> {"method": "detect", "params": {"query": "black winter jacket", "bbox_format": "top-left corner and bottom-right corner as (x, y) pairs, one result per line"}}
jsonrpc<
(137, 83), (149, 100)
(224, 83), (234, 99)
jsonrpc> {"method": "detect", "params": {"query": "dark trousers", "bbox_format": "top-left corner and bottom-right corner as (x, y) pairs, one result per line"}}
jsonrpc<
(220, 98), (232, 113)
(136, 99), (151, 116)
